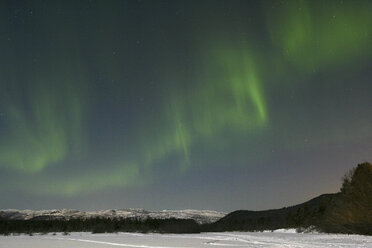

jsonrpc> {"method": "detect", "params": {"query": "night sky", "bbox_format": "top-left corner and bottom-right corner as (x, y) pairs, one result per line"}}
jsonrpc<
(1, 0), (372, 212)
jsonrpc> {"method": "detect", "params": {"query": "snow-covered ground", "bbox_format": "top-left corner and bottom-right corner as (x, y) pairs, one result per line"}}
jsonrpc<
(1, 231), (371, 248)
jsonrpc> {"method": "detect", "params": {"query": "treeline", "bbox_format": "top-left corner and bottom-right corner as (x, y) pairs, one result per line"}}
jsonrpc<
(285, 194), (336, 231)
(0, 217), (200, 235)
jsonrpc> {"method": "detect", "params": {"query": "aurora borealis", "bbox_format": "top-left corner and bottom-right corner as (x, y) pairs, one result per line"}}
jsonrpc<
(1, 0), (372, 211)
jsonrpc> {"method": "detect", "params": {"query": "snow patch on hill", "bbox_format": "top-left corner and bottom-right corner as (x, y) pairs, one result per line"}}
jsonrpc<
(0, 209), (226, 224)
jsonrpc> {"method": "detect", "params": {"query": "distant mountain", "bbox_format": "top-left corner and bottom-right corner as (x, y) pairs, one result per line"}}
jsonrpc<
(0, 208), (226, 225)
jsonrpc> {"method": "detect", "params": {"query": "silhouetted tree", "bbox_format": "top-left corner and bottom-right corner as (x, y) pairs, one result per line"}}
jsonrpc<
(322, 162), (372, 234)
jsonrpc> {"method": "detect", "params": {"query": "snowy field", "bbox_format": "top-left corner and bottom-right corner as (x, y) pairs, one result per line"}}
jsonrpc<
(0, 231), (371, 248)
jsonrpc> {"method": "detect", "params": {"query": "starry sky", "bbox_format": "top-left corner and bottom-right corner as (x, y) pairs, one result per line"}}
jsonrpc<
(1, 0), (372, 212)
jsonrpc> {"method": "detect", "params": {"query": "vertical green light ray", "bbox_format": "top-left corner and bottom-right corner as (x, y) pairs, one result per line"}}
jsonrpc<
(192, 45), (267, 134)
(174, 114), (191, 168)
(0, 59), (87, 173)
(0, 79), (85, 173)
(0, 4), (90, 174)
(138, 43), (267, 172)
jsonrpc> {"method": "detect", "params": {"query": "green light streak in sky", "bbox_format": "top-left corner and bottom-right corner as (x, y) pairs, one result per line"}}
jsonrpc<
(141, 45), (267, 171)
(0, 74), (85, 173)
(266, 0), (372, 70)
(191, 46), (267, 137)
(173, 111), (191, 168)
(0, 105), (66, 173)
(140, 98), (192, 171)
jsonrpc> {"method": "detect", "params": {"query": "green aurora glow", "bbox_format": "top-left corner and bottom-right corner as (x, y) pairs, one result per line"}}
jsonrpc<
(267, 0), (372, 70)
(1, 0), (372, 210)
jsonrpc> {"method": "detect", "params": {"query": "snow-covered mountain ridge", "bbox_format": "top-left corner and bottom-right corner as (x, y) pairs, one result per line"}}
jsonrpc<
(0, 209), (226, 224)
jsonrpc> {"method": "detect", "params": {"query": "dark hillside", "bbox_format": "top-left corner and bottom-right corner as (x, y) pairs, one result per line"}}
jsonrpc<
(205, 162), (372, 235)
(204, 193), (336, 232)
